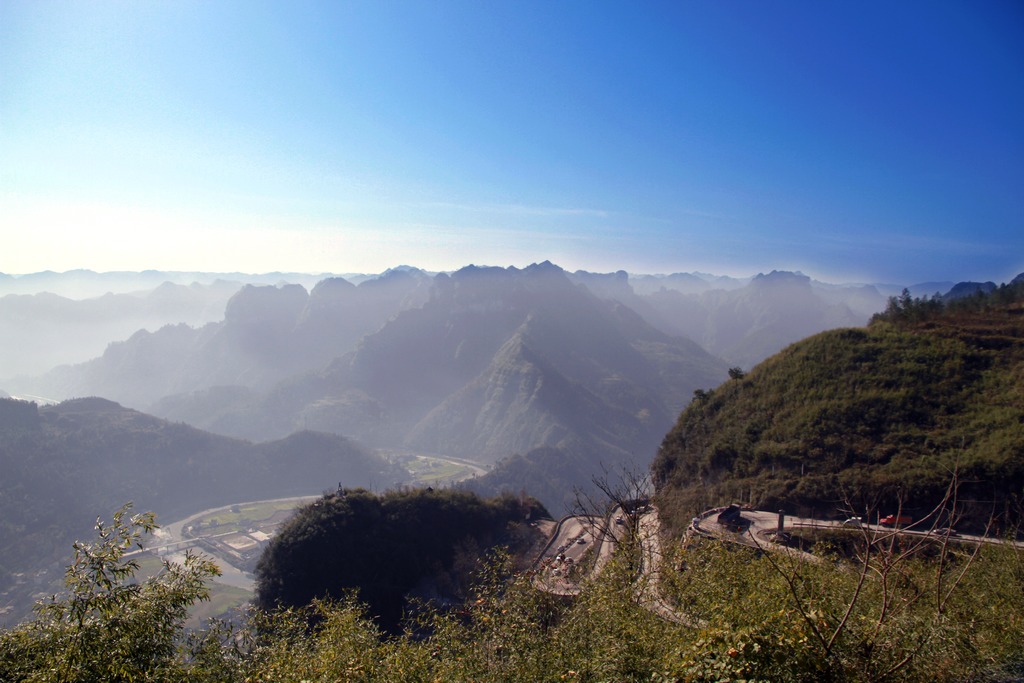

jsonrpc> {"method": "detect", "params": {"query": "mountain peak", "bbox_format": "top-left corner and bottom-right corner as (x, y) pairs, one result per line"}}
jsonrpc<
(752, 270), (810, 285)
(224, 283), (309, 325)
(523, 260), (564, 275)
(309, 277), (356, 298)
(944, 281), (997, 300)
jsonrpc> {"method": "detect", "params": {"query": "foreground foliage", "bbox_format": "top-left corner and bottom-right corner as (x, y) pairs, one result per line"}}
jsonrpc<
(0, 504), (219, 682)
(3, 504), (1023, 682)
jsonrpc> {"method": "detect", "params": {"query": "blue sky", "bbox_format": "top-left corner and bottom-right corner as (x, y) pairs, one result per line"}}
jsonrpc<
(2, 1), (1022, 284)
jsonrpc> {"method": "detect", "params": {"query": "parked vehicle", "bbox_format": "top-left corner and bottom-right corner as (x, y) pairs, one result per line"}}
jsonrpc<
(717, 504), (742, 524)
(842, 517), (862, 527)
(879, 514), (912, 527)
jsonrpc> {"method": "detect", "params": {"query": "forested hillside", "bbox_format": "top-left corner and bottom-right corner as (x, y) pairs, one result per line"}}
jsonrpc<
(254, 487), (547, 633)
(0, 397), (405, 619)
(653, 279), (1024, 536)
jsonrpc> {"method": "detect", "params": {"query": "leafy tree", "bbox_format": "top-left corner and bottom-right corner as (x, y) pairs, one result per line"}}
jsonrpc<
(0, 504), (219, 683)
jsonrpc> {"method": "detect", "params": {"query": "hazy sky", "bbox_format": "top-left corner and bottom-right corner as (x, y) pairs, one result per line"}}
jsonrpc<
(2, 1), (1022, 284)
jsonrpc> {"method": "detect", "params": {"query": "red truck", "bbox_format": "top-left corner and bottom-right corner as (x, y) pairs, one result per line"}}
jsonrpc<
(879, 514), (912, 527)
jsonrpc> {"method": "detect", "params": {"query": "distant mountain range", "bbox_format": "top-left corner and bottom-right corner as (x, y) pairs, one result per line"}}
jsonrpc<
(0, 269), (348, 299)
(2, 262), (985, 515)
(3, 268), (433, 404)
(572, 269), (881, 370)
(3, 264), (971, 385)
(4, 263), (891, 402)
(5, 265), (955, 385)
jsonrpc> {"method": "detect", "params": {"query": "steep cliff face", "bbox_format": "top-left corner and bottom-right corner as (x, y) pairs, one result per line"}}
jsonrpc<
(405, 335), (639, 463)
(295, 269), (432, 368)
(306, 263), (728, 461)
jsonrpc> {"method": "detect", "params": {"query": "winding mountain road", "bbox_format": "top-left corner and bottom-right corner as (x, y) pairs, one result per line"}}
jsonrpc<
(536, 505), (1024, 624)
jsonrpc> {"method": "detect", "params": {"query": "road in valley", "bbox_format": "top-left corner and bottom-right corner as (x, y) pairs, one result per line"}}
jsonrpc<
(147, 495), (320, 591)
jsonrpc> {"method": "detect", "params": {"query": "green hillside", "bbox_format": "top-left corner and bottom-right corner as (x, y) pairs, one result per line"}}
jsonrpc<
(652, 282), (1024, 536)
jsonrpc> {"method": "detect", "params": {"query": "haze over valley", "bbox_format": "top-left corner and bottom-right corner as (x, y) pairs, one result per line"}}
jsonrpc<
(2, 264), (891, 485)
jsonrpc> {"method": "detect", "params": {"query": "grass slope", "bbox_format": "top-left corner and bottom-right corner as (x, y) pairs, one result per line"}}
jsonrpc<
(653, 285), (1024, 536)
